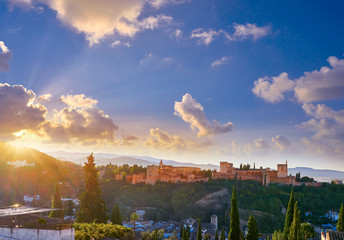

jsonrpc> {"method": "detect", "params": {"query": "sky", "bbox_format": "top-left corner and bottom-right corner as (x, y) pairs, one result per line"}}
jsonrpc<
(1, 0), (344, 170)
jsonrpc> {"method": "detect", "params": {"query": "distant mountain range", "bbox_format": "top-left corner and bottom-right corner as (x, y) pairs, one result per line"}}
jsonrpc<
(49, 151), (344, 183)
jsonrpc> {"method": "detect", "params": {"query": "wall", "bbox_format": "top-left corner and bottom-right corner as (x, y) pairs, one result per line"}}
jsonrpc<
(0, 227), (74, 240)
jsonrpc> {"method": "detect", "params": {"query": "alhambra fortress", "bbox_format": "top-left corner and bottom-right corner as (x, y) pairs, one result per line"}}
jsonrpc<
(114, 160), (296, 186)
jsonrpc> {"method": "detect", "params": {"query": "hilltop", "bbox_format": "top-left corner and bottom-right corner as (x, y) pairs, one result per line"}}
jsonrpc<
(0, 142), (83, 205)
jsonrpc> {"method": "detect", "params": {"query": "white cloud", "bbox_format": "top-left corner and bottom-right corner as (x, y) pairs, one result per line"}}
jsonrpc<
(294, 56), (344, 103)
(60, 94), (98, 108)
(36, 93), (52, 102)
(244, 138), (269, 156)
(253, 56), (344, 103)
(232, 23), (271, 41)
(211, 56), (230, 67)
(191, 28), (222, 46)
(272, 135), (291, 151)
(144, 128), (187, 150)
(174, 93), (233, 137)
(0, 83), (47, 139)
(0, 41), (12, 72)
(111, 40), (131, 47)
(173, 29), (182, 39)
(39, 0), (172, 46)
(252, 72), (295, 103)
(149, 0), (190, 9)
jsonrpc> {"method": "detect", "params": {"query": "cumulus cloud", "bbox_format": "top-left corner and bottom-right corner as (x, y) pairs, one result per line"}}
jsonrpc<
(300, 103), (344, 141)
(120, 134), (138, 146)
(0, 83), (47, 139)
(272, 135), (291, 151)
(60, 94), (98, 108)
(253, 56), (344, 103)
(38, 0), (172, 46)
(43, 107), (118, 144)
(294, 56), (344, 103)
(36, 93), (52, 102)
(0, 41), (12, 71)
(174, 93), (233, 137)
(232, 23), (271, 41)
(173, 29), (182, 39)
(111, 40), (131, 48)
(144, 128), (186, 150)
(211, 56), (230, 67)
(252, 72), (295, 103)
(0, 83), (119, 144)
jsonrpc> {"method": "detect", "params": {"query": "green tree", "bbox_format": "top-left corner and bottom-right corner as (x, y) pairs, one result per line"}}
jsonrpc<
(289, 201), (301, 240)
(197, 220), (202, 240)
(65, 200), (74, 216)
(300, 223), (316, 239)
(246, 214), (258, 240)
(77, 153), (107, 223)
(272, 230), (283, 240)
(186, 224), (191, 239)
(220, 229), (226, 240)
(131, 212), (139, 237)
(284, 188), (295, 239)
(229, 188), (241, 240)
(180, 223), (184, 238)
(215, 230), (219, 240)
(49, 183), (63, 218)
(169, 231), (179, 240)
(337, 203), (344, 232)
(111, 203), (122, 225)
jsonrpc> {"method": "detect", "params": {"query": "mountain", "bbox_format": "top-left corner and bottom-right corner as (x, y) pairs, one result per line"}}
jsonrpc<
(289, 167), (344, 182)
(48, 151), (220, 170)
(0, 142), (83, 205)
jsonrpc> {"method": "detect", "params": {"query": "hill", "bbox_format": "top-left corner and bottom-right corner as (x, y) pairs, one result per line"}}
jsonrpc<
(289, 167), (344, 182)
(49, 151), (220, 170)
(0, 142), (83, 206)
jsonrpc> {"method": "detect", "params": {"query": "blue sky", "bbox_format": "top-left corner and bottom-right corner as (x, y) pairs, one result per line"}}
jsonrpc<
(1, 0), (344, 170)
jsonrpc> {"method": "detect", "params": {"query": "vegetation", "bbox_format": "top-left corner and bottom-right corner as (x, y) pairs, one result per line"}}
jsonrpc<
(141, 229), (164, 240)
(197, 220), (202, 240)
(220, 229), (225, 240)
(229, 188), (241, 240)
(130, 212), (139, 235)
(283, 189), (295, 239)
(246, 214), (258, 240)
(300, 223), (316, 239)
(77, 153), (107, 223)
(289, 201), (301, 240)
(111, 203), (123, 225)
(338, 203), (344, 232)
(74, 222), (131, 240)
(49, 183), (63, 218)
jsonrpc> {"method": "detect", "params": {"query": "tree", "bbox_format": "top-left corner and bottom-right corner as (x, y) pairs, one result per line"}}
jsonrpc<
(131, 212), (139, 237)
(300, 223), (316, 239)
(111, 203), (122, 225)
(337, 203), (344, 232)
(215, 230), (219, 240)
(204, 233), (211, 240)
(197, 220), (202, 240)
(246, 214), (258, 240)
(169, 231), (179, 240)
(49, 183), (63, 218)
(289, 201), (301, 240)
(186, 224), (191, 239)
(65, 200), (74, 216)
(220, 229), (226, 240)
(283, 188), (295, 239)
(77, 153), (107, 223)
(229, 188), (241, 240)
(180, 224), (184, 238)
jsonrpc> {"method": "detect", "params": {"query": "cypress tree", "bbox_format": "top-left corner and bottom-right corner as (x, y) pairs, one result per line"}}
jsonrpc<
(284, 188), (295, 239)
(289, 201), (301, 240)
(215, 230), (219, 240)
(77, 153), (107, 223)
(337, 203), (344, 232)
(229, 188), (241, 240)
(180, 223), (184, 238)
(111, 203), (122, 225)
(246, 214), (258, 240)
(197, 220), (202, 240)
(186, 224), (191, 239)
(220, 229), (226, 240)
(49, 183), (63, 218)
